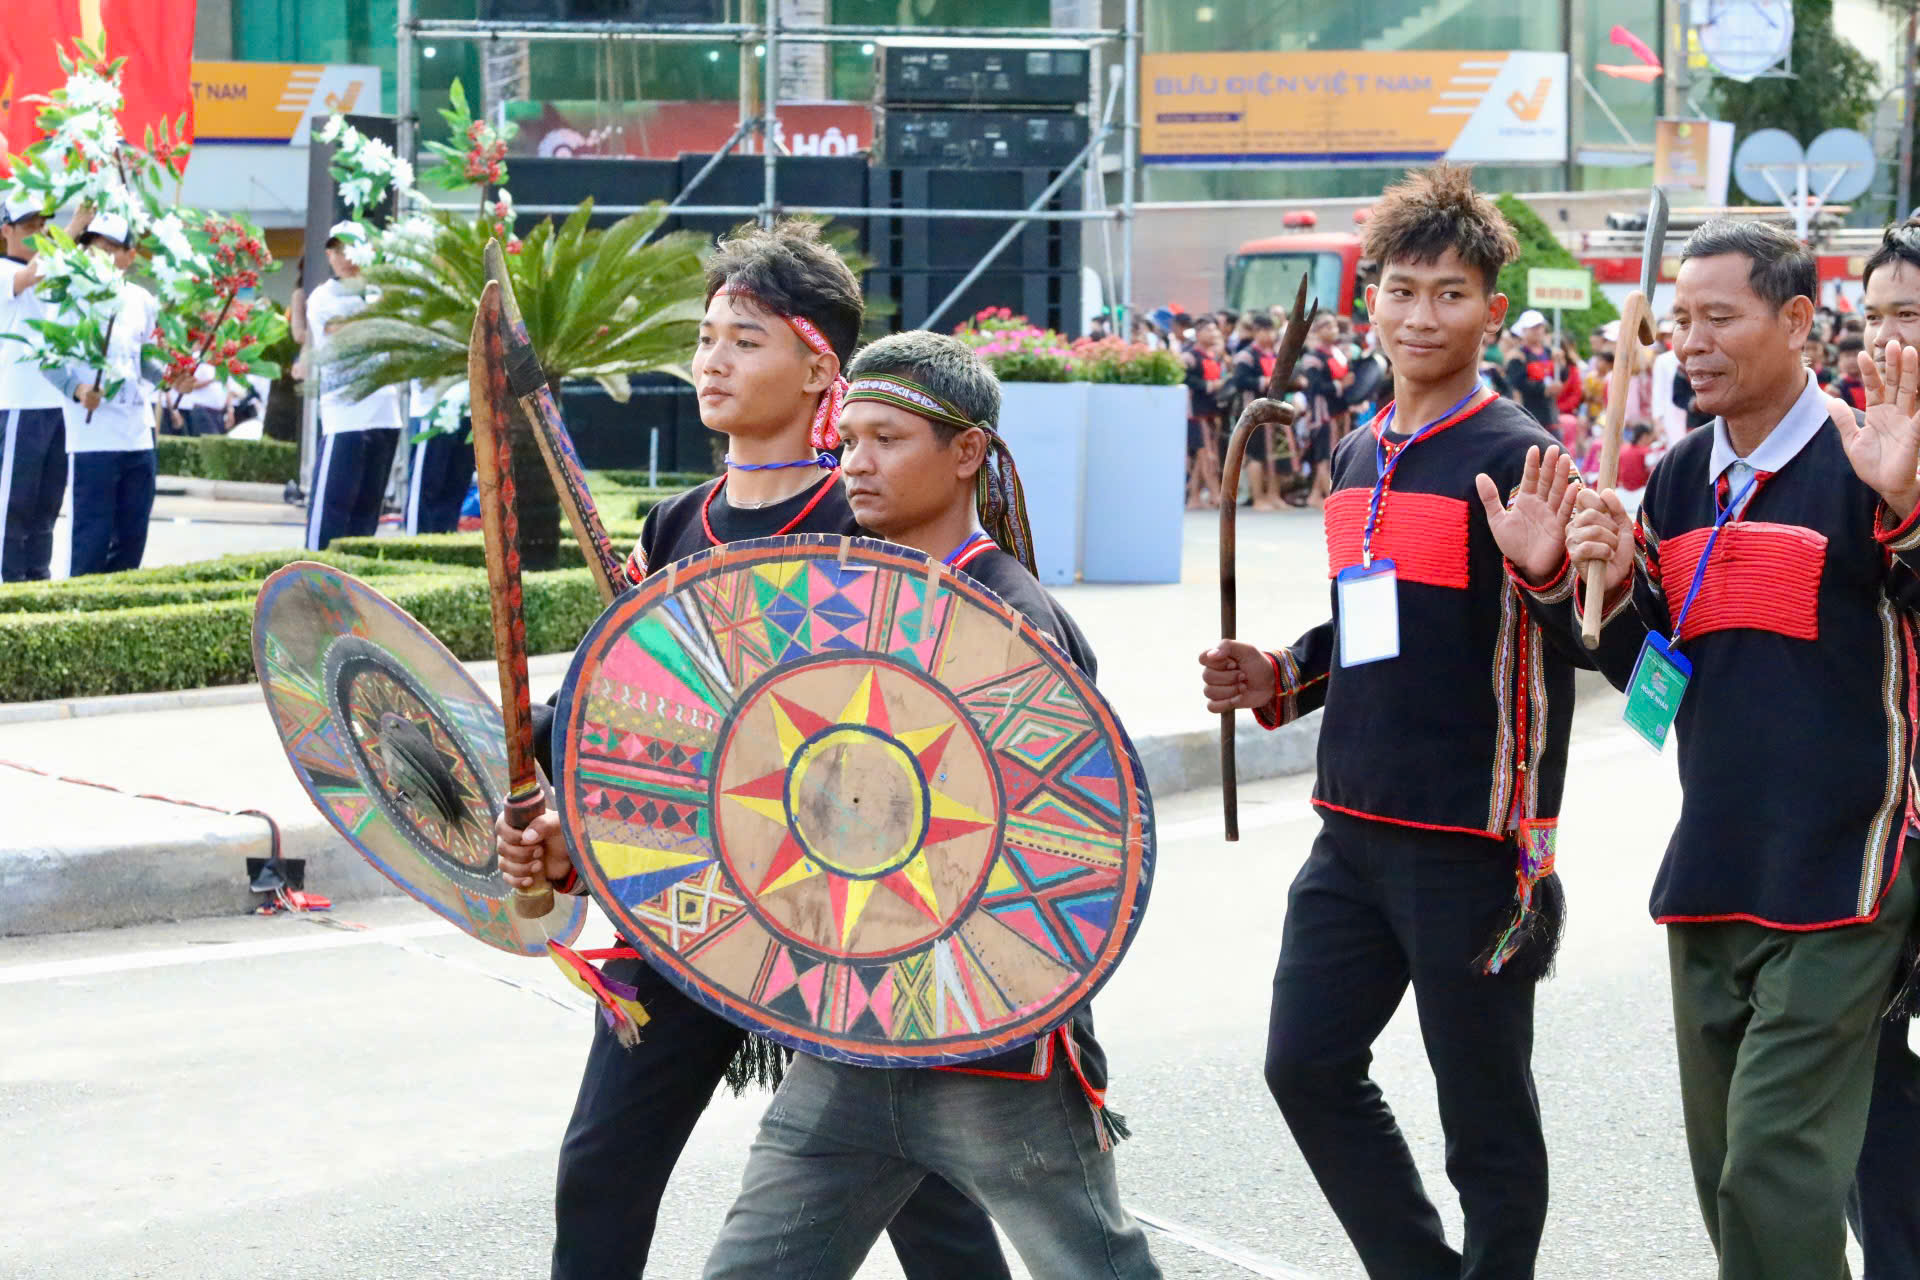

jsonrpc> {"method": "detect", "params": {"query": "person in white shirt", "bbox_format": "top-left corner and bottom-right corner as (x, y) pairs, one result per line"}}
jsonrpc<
(404, 380), (474, 535)
(0, 196), (91, 580)
(58, 213), (163, 575)
(304, 222), (402, 550)
(1649, 317), (1689, 447)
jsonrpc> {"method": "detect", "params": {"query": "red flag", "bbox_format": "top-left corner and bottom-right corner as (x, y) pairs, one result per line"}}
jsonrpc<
(0, 0), (196, 166)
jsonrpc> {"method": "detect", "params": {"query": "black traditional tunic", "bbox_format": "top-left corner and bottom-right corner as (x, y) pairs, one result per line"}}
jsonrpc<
(1255, 390), (1593, 858)
(1578, 373), (1920, 929)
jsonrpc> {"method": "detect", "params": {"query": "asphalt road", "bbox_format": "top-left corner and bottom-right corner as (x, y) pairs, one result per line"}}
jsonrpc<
(6, 681), (1845, 1280)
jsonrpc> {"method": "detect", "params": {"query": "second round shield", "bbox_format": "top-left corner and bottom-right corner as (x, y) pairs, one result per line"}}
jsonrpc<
(553, 536), (1153, 1066)
(254, 562), (587, 955)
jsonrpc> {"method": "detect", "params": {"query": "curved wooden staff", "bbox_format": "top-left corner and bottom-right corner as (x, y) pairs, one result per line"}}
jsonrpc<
(483, 240), (626, 607)
(1219, 274), (1315, 841)
(470, 280), (553, 919)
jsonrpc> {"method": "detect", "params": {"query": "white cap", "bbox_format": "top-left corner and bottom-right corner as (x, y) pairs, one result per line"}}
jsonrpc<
(3, 194), (45, 225)
(327, 219), (365, 245)
(1509, 309), (1549, 337)
(87, 212), (132, 248)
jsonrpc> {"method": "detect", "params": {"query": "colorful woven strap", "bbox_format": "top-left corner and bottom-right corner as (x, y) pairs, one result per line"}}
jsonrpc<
(845, 375), (984, 433)
(713, 284), (847, 453)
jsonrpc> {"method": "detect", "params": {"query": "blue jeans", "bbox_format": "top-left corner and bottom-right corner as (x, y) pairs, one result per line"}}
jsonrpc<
(404, 423), (474, 535)
(552, 957), (1008, 1280)
(703, 1053), (1161, 1280)
(0, 407), (66, 581)
(305, 427), (399, 551)
(69, 448), (156, 576)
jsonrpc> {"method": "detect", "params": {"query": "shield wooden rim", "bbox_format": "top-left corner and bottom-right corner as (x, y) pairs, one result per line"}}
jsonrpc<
(253, 562), (588, 955)
(553, 535), (1154, 1066)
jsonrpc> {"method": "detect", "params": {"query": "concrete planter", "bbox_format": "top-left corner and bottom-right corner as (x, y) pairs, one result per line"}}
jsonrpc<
(1080, 383), (1188, 584)
(994, 381), (1089, 586)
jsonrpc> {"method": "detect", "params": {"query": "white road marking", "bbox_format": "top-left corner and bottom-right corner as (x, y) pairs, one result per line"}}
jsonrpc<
(0, 919), (458, 984)
(1133, 1208), (1324, 1279)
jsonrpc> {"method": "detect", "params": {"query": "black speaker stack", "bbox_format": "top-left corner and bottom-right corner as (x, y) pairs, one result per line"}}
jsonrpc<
(865, 39), (1088, 336)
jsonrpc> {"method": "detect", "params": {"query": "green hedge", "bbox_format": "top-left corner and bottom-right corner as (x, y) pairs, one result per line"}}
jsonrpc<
(155, 436), (301, 485)
(0, 567), (603, 702)
(0, 549), (448, 591)
(588, 469), (712, 490)
(329, 522), (649, 570)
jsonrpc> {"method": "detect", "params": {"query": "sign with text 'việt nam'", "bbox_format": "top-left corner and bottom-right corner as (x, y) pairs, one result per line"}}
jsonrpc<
(1527, 268), (1592, 311)
(191, 62), (382, 145)
(1141, 51), (1567, 168)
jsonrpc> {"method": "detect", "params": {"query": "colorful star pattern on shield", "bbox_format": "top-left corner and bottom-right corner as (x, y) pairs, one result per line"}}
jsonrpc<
(553, 536), (1153, 1068)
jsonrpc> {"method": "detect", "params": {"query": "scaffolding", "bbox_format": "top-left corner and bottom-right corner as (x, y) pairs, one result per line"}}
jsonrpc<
(394, 2), (1140, 329)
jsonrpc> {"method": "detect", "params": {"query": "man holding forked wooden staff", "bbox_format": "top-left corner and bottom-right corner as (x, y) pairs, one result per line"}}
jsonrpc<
(1565, 219), (1920, 1279)
(1198, 164), (1609, 1279)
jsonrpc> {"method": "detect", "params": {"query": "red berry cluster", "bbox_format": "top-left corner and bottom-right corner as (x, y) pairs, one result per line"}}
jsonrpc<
(200, 215), (271, 293)
(464, 121), (508, 184)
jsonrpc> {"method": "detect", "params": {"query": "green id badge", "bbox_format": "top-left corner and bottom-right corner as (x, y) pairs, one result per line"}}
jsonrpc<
(1622, 634), (1690, 753)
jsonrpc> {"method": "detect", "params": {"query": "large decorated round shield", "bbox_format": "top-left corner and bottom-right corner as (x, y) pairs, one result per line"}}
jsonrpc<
(553, 535), (1153, 1066)
(253, 562), (588, 955)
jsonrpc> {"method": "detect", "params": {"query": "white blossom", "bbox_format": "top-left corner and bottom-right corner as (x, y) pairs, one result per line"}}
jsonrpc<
(317, 115), (345, 144)
(343, 240), (376, 269)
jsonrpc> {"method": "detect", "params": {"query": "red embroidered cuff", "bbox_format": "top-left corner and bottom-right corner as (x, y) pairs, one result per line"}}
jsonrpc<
(1583, 582), (1633, 630)
(554, 863), (585, 896)
(1507, 553), (1574, 604)
(1876, 501), (1920, 556)
(1251, 652), (1287, 729)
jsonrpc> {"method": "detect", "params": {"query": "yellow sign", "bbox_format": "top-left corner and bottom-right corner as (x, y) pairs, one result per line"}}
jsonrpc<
(190, 62), (382, 145)
(1142, 51), (1567, 167)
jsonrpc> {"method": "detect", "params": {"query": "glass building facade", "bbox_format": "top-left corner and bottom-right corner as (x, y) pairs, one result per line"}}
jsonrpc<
(226, 0), (1658, 189)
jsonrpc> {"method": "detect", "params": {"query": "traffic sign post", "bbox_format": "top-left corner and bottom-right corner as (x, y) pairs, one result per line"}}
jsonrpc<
(1529, 268), (1592, 351)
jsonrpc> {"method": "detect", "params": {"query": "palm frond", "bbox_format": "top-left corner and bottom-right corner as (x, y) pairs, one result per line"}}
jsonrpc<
(329, 199), (706, 402)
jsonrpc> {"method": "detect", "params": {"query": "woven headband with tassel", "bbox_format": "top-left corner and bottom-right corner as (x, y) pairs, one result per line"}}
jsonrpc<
(712, 284), (846, 455)
(844, 375), (1038, 577)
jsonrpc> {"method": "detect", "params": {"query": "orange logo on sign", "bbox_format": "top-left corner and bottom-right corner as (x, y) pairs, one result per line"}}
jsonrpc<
(1507, 78), (1552, 122)
(324, 83), (362, 114)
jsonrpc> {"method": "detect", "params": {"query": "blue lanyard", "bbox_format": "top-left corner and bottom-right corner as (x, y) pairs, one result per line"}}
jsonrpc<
(725, 454), (837, 471)
(1668, 470), (1760, 644)
(943, 530), (990, 565)
(1363, 387), (1484, 566)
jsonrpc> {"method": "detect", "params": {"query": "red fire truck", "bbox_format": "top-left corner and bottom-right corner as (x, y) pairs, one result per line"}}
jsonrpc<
(1220, 207), (1883, 325)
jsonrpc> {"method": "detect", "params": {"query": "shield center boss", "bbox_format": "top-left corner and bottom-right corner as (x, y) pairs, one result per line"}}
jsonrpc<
(714, 658), (1002, 960)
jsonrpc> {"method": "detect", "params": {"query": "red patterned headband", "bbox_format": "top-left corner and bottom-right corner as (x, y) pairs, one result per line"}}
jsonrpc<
(712, 284), (847, 454)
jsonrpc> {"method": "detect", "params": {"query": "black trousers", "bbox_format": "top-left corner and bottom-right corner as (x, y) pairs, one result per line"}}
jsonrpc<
(69, 448), (156, 576)
(1265, 810), (1549, 1280)
(305, 426), (399, 551)
(553, 956), (1012, 1280)
(1851, 1018), (1920, 1278)
(405, 425), (473, 535)
(0, 407), (66, 581)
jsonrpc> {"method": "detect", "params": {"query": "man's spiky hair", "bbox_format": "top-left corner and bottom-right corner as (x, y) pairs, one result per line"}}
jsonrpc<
(1362, 163), (1518, 292)
(846, 330), (1001, 441)
(703, 218), (864, 364)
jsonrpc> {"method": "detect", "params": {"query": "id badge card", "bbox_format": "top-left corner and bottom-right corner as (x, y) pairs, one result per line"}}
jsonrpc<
(1622, 633), (1691, 753)
(1337, 560), (1400, 667)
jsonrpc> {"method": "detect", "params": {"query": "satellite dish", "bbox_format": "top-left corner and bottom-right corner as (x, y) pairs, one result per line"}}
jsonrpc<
(1805, 128), (1878, 203)
(1734, 128), (1805, 204)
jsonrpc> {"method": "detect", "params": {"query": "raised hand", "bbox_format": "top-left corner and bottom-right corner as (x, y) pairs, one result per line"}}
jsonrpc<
(1199, 640), (1278, 714)
(1836, 342), (1920, 519)
(1565, 487), (1636, 595)
(1476, 445), (1579, 586)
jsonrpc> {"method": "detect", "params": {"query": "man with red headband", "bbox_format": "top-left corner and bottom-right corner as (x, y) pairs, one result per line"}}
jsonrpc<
(498, 221), (1010, 1280)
